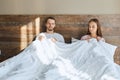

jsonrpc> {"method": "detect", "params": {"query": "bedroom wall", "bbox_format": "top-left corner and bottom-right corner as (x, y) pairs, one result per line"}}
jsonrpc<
(0, 0), (120, 14)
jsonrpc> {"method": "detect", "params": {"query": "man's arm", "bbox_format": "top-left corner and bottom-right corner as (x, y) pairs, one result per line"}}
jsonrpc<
(35, 33), (46, 41)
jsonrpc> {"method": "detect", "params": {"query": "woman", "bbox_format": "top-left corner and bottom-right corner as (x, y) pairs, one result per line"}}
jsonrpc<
(81, 18), (105, 42)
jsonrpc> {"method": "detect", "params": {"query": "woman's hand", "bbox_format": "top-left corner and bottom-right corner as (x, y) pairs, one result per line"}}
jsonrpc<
(96, 36), (105, 41)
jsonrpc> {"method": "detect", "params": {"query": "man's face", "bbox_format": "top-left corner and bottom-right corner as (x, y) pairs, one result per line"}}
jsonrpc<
(46, 19), (56, 31)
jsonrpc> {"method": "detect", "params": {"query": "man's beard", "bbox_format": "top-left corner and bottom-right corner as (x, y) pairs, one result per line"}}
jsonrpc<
(48, 28), (54, 31)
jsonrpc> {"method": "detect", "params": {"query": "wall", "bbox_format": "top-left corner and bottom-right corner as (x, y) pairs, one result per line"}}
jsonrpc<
(0, 0), (120, 14)
(0, 15), (41, 61)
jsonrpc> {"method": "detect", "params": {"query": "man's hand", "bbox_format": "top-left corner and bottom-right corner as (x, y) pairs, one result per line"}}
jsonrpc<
(38, 36), (45, 41)
(51, 38), (57, 42)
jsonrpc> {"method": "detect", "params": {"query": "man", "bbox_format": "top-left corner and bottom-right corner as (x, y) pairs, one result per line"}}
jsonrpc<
(36, 17), (64, 43)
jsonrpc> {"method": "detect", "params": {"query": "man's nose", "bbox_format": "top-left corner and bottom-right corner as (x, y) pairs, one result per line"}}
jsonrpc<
(50, 24), (52, 26)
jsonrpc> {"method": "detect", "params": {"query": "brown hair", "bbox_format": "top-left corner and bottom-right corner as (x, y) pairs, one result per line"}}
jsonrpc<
(87, 18), (103, 37)
(44, 16), (56, 24)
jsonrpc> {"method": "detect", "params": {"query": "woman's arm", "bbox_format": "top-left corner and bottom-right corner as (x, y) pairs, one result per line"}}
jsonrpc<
(81, 35), (90, 40)
(81, 35), (91, 42)
(97, 36), (105, 42)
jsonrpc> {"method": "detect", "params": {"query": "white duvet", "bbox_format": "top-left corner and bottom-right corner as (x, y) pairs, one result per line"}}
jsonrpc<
(0, 36), (120, 80)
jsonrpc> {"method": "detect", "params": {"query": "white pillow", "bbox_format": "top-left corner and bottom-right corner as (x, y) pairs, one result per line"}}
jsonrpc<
(71, 37), (79, 43)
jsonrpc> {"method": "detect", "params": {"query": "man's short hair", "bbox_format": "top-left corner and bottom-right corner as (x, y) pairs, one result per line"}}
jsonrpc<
(44, 17), (56, 23)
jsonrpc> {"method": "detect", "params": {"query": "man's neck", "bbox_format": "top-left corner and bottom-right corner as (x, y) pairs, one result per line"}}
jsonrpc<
(46, 30), (54, 34)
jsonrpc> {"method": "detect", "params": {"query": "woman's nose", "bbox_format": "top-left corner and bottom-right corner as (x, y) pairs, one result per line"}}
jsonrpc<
(89, 28), (92, 30)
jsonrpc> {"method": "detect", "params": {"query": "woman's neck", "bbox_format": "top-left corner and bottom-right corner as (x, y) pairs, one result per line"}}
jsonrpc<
(90, 34), (97, 38)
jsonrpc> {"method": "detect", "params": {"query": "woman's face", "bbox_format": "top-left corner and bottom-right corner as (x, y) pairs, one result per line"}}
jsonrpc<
(88, 21), (97, 35)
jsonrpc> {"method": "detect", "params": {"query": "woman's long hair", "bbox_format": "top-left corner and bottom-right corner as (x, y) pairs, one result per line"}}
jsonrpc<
(87, 18), (103, 37)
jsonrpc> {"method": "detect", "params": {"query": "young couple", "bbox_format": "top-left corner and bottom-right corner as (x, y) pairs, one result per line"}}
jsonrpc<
(37, 16), (105, 43)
